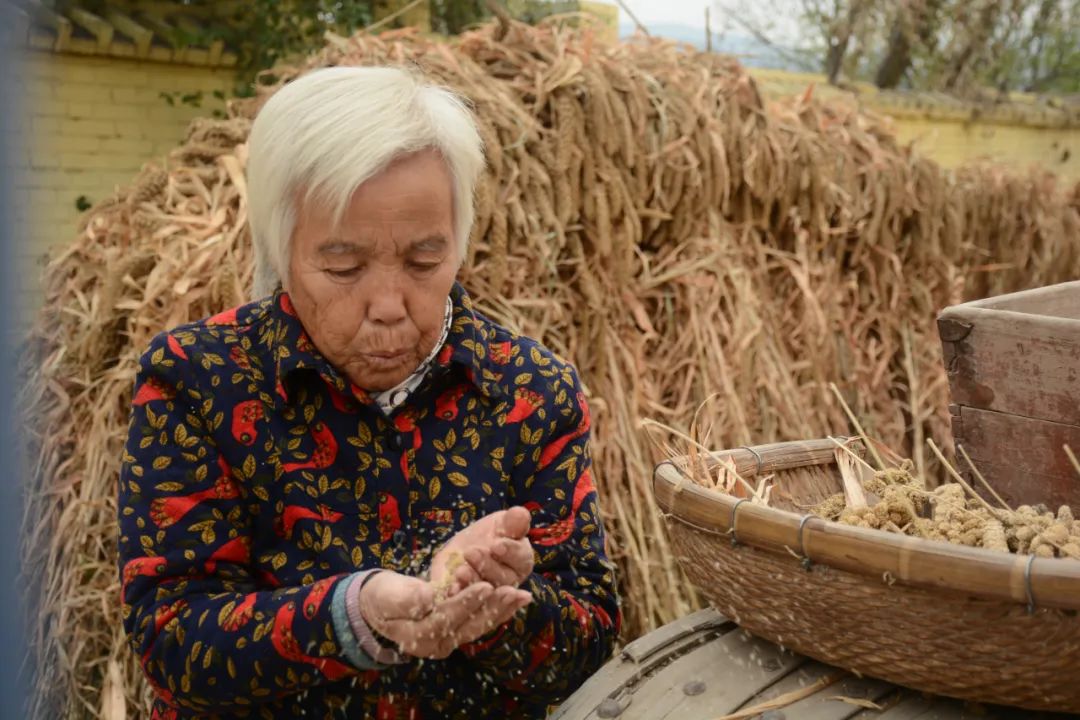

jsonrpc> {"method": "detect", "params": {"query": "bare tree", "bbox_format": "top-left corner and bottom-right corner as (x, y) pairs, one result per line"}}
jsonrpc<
(874, 0), (945, 88)
(714, 0), (1079, 94)
(1003, 0), (1079, 91)
(935, 0), (1005, 91)
(713, 0), (820, 70)
(1023, 0), (1062, 87)
(800, 0), (877, 83)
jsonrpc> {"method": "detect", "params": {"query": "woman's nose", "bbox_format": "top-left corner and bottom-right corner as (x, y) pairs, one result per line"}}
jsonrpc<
(366, 273), (408, 326)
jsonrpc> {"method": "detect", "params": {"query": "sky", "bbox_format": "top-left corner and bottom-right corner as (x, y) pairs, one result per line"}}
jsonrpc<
(611, 0), (806, 68)
(619, 0), (714, 29)
(615, 0), (803, 44)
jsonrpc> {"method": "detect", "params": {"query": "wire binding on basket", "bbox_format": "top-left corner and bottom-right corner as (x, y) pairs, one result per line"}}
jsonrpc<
(737, 446), (764, 476)
(729, 498), (749, 547)
(797, 514), (814, 571)
(1024, 554), (1037, 614)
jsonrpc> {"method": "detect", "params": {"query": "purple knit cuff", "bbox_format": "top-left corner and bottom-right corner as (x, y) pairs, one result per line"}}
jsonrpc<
(345, 570), (407, 665)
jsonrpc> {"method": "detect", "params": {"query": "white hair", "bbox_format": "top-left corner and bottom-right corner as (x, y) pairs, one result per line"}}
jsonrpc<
(245, 66), (486, 298)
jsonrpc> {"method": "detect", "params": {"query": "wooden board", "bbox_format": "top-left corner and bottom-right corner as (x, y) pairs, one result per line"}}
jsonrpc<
(938, 281), (1080, 510)
(974, 282), (1080, 321)
(551, 608), (1072, 720)
(951, 405), (1080, 510)
(938, 283), (1080, 427)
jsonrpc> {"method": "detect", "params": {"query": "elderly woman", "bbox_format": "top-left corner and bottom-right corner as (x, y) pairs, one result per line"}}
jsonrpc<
(118, 67), (619, 719)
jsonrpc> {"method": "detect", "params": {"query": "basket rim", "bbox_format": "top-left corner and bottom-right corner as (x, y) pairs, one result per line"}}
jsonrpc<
(653, 438), (1080, 611)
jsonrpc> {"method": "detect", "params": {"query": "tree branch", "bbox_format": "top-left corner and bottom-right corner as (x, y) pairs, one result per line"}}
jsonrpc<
(714, 1), (816, 70)
(611, 0), (650, 35)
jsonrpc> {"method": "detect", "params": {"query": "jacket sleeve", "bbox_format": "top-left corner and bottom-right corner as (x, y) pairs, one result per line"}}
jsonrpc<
(118, 332), (375, 714)
(461, 363), (621, 703)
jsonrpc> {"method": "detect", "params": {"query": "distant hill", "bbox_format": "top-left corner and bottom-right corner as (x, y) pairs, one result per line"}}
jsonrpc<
(617, 21), (805, 71)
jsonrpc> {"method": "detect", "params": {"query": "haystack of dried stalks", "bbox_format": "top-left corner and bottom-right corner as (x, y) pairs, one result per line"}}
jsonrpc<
(19, 16), (1080, 718)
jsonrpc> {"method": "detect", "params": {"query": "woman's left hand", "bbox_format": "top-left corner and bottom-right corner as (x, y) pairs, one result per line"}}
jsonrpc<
(430, 506), (535, 597)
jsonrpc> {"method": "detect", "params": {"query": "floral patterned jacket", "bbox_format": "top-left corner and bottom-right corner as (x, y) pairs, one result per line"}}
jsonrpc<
(118, 283), (620, 719)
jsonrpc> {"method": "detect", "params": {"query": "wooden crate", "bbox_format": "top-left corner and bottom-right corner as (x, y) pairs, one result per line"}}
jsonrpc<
(938, 280), (1080, 510)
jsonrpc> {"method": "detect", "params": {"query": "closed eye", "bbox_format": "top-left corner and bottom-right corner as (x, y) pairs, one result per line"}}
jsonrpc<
(408, 261), (441, 272)
(325, 267), (361, 279)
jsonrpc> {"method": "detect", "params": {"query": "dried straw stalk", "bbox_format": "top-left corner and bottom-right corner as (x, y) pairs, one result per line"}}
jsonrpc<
(18, 17), (1080, 718)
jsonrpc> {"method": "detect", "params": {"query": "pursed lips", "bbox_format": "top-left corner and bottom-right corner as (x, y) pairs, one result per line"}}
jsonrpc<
(360, 349), (415, 371)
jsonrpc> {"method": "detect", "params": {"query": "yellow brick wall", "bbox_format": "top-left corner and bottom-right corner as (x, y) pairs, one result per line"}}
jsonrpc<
(14, 51), (235, 327)
(889, 117), (1078, 179)
(750, 67), (1080, 180)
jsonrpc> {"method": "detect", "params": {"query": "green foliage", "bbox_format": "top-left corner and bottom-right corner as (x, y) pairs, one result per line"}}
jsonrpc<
(889, 0), (1080, 94)
(981, 0), (1080, 92)
(428, 0), (584, 35)
(48, 1), (619, 96)
(429, 0), (489, 34)
(159, 90), (204, 107)
(515, 0), (580, 24)
(210, 0), (374, 93)
(50, 1), (376, 95)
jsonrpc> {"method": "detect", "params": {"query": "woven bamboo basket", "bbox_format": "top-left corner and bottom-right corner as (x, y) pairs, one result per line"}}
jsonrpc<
(653, 438), (1080, 714)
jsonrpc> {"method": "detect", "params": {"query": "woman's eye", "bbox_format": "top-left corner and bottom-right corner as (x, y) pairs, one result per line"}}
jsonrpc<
(408, 261), (440, 272)
(326, 267), (361, 279)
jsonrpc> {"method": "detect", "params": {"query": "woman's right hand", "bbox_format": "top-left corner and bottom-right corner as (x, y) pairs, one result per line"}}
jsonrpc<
(358, 571), (529, 659)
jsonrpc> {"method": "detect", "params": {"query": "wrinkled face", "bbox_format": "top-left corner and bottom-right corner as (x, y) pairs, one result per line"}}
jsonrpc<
(288, 150), (458, 391)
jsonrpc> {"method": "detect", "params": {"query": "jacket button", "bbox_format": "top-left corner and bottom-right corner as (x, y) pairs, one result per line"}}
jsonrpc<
(392, 530), (407, 547)
(389, 434), (406, 451)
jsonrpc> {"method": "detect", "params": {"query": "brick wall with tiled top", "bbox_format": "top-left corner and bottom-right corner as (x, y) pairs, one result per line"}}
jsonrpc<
(12, 51), (235, 328)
